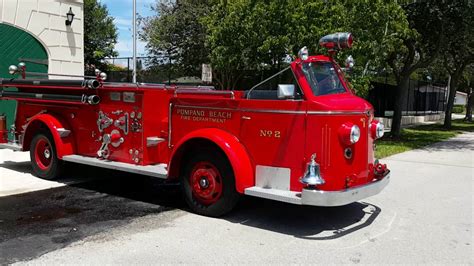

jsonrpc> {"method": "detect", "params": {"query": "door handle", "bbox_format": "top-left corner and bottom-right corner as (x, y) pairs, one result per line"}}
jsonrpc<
(241, 116), (251, 120)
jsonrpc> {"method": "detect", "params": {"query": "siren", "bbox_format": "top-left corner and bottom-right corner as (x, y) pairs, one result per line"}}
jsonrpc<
(319, 32), (353, 50)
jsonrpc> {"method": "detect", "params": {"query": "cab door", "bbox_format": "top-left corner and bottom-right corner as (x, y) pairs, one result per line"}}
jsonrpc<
(238, 68), (307, 191)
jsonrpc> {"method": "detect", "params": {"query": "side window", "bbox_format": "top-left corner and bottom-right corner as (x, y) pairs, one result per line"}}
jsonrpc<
(246, 68), (303, 100)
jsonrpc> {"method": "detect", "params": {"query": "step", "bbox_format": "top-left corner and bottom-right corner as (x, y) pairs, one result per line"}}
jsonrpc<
(62, 155), (167, 178)
(0, 143), (23, 151)
(244, 186), (302, 205)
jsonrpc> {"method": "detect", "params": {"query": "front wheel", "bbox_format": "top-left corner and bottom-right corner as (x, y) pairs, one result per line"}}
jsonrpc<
(181, 151), (240, 217)
(30, 132), (62, 180)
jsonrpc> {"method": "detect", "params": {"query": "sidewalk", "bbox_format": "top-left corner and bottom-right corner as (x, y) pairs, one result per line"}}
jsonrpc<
(0, 150), (98, 197)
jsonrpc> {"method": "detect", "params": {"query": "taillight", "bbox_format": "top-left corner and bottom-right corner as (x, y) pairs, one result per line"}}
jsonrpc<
(339, 123), (361, 145)
(370, 121), (384, 139)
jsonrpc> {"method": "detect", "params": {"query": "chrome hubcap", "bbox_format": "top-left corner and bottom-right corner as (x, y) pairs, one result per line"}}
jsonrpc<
(43, 149), (51, 159)
(199, 177), (209, 189)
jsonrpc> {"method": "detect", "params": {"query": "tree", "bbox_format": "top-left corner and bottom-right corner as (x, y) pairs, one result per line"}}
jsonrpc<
(141, 0), (210, 79)
(386, 1), (447, 138)
(204, 0), (408, 91)
(464, 65), (474, 122)
(441, 0), (474, 128)
(204, 0), (300, 89)
(84, 0), (118, 70)
(341, 0), (410, 97)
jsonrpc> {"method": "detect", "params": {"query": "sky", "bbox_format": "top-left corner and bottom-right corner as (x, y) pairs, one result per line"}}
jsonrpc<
(100, 0), (156, 58)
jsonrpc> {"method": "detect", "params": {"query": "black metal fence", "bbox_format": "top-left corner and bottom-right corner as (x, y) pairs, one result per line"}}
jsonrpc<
(368, 79), (447, 117)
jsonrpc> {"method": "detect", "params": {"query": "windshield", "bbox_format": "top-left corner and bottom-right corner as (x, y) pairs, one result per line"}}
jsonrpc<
(302, 61), (347, 96)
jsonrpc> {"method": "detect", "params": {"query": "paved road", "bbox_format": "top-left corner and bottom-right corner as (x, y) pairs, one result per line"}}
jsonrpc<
(0, 133), (472, 264)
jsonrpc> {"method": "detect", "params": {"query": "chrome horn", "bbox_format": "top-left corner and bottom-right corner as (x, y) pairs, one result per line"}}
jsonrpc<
(300, 154), (325, 188)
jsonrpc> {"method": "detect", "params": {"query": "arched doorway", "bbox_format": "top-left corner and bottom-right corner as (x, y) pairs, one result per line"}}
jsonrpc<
(0, 23), (48, 139)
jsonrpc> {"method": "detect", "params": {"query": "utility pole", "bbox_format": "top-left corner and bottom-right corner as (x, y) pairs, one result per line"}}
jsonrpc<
(132, 0), (137, 83)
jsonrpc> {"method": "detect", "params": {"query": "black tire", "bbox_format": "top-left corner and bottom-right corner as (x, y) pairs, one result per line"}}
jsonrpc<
(180, 151), (240, 217)
(30, 132), (63, 180)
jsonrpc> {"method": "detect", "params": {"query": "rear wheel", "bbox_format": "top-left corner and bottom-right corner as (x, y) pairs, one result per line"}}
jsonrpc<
(181, 151), (240, 217)
(30, 132), (62, 180)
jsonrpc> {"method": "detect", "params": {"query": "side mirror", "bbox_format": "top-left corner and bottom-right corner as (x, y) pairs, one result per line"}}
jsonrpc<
(277, 84), (295, 99)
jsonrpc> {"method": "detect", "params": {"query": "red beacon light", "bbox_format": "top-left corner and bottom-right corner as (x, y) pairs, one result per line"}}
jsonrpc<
(319, 32), (353, 51)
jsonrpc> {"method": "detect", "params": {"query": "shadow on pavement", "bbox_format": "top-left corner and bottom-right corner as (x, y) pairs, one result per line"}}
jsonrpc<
(226, 197), (381, 240)
(423, 137), (474, 152)
(0, 164), (183, 265)
(0, 161), (32, 174)
(0, 161), (382, 263)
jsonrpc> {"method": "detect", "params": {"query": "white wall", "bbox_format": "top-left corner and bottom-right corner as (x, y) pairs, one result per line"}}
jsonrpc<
(454, 92), (467, 106)
(0, 0), (84, 78)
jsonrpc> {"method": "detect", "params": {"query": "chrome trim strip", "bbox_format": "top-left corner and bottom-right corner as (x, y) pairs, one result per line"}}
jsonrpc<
(63, 155), (168, 178)
(168, 103), (173, 148)
(307, 110), (369, 115)
(173, 104), (368, 115)
(243, 109), (306, 114)
(244, 171), (390, 207)
(300, 171), (390, 206)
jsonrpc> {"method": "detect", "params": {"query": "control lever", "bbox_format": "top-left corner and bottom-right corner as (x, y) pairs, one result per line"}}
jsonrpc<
(97, 133), (111, 159)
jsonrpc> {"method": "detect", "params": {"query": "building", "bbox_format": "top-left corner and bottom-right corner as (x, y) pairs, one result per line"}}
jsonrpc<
(454, 91), (467, 106)
(0, 0), (84, 129)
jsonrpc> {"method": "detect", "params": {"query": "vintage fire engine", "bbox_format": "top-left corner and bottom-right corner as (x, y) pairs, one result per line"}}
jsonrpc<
(0, 33), (389, 217)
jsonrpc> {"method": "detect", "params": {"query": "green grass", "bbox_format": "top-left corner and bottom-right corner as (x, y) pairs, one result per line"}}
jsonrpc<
(375, 119), (474, 158)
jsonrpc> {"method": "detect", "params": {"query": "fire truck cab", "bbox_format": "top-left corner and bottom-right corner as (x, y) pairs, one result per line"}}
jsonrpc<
(0, 33), (390, 217)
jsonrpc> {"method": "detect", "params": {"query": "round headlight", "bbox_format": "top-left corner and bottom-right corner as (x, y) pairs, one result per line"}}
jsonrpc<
(376, 122), (384, 139)
(350, 125), (360, 144)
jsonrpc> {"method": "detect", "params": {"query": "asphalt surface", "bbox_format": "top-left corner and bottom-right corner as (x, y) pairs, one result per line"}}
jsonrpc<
(0, 132), (473, 264)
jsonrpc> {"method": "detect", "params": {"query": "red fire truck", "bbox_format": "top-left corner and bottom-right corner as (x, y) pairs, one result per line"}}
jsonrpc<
(0, 33), (389, 217)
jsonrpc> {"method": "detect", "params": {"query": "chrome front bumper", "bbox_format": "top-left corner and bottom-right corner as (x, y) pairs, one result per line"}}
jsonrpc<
(244, 171), (390, 207)
(301, 171), (390, 206)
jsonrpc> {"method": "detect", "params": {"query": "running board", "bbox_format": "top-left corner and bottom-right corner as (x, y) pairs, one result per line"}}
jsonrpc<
(62, 155), (168, 178)
(0, 143), (23, 151)
(244, 186), (302, 205)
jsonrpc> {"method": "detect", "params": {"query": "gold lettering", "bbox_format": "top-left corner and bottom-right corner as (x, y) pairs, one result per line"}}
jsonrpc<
(176, 108), (231, 123)
(260, 129), (282, 138)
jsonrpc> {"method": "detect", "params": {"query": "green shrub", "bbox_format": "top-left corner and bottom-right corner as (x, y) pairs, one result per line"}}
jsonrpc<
(452, 105), (464, 114)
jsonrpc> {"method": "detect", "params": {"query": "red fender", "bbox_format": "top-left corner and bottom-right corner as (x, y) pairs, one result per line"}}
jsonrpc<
(23, 114), (75, 159)
(169, 128), (254, 193)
